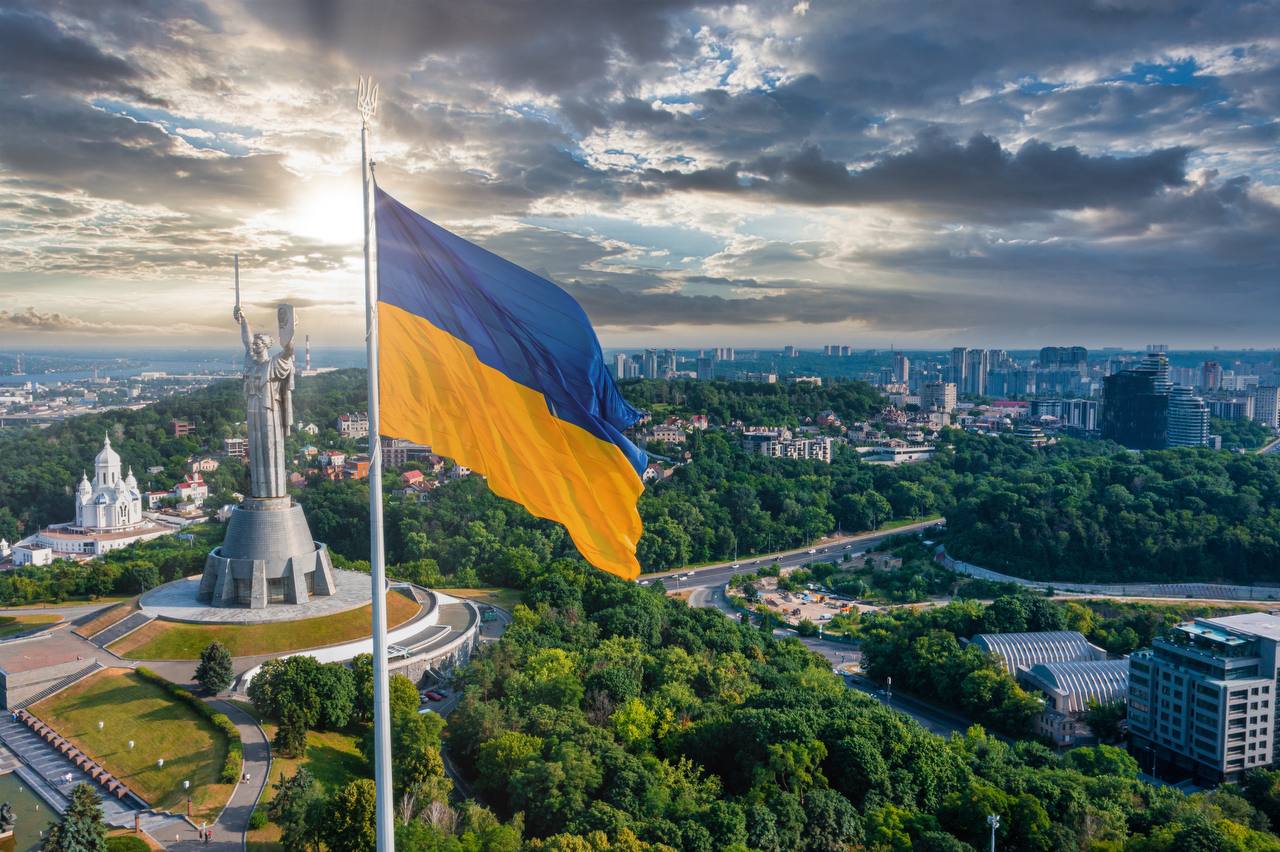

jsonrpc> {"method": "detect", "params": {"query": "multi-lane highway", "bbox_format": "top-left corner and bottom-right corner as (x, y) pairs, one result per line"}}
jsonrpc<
(639, 519), (940, 593)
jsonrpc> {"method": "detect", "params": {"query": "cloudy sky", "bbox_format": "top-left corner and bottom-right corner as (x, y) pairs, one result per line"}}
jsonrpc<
(1, 0), (1277, 350)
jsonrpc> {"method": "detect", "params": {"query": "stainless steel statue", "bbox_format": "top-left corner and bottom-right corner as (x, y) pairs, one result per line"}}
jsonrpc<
(198, 262), (335, 609)
(234, 302), (295, 498)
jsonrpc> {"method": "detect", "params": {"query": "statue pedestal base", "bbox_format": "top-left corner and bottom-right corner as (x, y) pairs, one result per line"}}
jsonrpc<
(198, 498), (336, 609)
(0, 827), (13, 852)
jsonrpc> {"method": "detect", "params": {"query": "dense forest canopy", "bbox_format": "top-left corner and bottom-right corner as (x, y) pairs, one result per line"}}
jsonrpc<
(438, 566), (1280, 850)
(618, 379), (885, 426)
(6, 371), (1280, 589)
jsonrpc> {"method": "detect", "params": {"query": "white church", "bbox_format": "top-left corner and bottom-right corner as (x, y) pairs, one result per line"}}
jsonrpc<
(13, 435), (174, 565)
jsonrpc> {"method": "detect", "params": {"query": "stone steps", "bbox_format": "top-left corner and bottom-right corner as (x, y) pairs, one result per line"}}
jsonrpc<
(13, 661), (102, 710)
(88, 611), (153, 648)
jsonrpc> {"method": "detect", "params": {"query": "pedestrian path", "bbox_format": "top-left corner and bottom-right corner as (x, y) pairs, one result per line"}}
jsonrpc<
(164, 698), (270, 850)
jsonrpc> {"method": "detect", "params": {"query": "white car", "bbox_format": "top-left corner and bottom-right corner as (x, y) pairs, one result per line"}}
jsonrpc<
(731, 563), (740, 569)
(807, 549), (816, 554)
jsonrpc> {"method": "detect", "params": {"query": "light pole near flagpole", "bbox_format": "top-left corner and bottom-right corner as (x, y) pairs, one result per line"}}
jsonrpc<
(358, 75), (395, 852)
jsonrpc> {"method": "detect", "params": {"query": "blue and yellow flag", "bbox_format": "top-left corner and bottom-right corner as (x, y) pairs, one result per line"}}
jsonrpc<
(375, 188), (646, 579)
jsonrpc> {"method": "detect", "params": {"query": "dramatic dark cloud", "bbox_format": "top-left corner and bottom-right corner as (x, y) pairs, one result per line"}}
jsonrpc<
(247, 0), (707, 94)
(0, 0), (1277, 345)
(0, 7), (163, 104)
(639, 131), (1190, 216)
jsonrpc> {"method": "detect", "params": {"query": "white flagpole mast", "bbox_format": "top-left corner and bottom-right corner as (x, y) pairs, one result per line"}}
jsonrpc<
(358, 75), (394, 852)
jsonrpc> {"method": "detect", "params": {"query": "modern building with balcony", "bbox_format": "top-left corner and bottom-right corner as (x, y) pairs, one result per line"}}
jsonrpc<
(1128, 613), (1280, 784)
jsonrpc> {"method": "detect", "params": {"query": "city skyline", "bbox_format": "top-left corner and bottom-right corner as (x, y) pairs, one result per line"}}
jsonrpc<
(1, 0), (1278, 348)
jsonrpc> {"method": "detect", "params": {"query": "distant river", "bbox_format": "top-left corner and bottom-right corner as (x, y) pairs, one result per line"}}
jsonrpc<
(0, 360), (232, 386)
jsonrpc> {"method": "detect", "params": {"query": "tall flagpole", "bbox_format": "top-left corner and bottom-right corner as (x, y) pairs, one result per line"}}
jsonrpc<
(358, 76), (394, 852)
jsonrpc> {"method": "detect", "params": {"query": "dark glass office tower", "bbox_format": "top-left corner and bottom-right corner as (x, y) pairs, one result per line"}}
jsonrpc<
(1102, 368), (1168, 449)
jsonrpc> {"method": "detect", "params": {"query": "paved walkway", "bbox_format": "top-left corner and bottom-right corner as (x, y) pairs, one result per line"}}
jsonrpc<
(145, 699), (270, 850)
(140, 569), (372, 623)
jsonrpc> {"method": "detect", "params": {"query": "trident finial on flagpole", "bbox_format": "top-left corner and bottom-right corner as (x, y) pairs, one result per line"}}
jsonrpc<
(357, 77), (379, 128)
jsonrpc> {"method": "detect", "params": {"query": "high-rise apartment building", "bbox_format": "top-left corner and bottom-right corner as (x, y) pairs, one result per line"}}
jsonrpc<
(1208, 396), (1254, 421)
(696, 356), (714, 381)
(1129, 613), (1280, 784)
(949, 347), (968, 387)
(1101, 367), (1168, 450)
(987, 369), (1036, 397)
(964, 349), (989, 396)
(1224, 372), (1261, 392)
(714, 347), (735, 361)
(892, 353), (910, 385)
(1102, 346), (1209, 450)
(1167, 386), (1211, 448)
(1039, 346), (1089, 375)
(1253, 386), (1280, 429)
(921, 381), (956, 412)
(1202, 361), (1223, 391)
(643, 348), (659, 379)
(1138, 346), (1172, 393)
(1029, 399), (1100, 432)
(613, 352), (628, 380)
(783, 345), (799, 358)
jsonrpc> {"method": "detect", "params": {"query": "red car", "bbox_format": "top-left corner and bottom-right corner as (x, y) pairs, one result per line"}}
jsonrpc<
(424, 690), (445, 702)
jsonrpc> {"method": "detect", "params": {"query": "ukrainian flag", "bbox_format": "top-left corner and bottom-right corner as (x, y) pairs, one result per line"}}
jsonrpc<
(375, 188), (646, 580)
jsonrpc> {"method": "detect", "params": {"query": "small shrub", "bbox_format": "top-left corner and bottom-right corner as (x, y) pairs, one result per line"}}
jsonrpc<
(248, 806), (269, 830)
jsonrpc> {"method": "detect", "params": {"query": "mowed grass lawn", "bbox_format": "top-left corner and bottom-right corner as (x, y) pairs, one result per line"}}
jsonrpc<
(236, 701), (369, 850)
(109, 591), (421, 659)
(0, 614), (60, 638)
(32, 668), (231, 820)
(444, 587), (522, 612)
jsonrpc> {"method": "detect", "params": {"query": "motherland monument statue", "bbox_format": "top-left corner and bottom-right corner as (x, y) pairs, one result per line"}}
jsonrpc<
(235, 301), (295, 499)
(197, 260), (337, 608)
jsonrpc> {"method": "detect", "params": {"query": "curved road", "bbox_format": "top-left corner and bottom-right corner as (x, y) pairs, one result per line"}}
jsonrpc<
(644, 520), (939, 594)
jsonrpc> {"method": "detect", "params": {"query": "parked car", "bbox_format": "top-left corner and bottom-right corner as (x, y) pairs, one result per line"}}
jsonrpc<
(424, 690), (445, 701)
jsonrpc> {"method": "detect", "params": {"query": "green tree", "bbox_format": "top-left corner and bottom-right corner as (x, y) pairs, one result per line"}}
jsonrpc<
(1062, 744), (1139, 779)
(351, 652), (374, 723)
(42, 782), (107, 852)
(389, 673), (420, 718)
(476, 731), (543, 798)
(1084, 700), (1127, 744)
(194, 640), (233, 694)
(274, 703), (308, 759)
(322, 779), (377, 852)
(610, 698), (657, 748)
(268, 767), (323, 850)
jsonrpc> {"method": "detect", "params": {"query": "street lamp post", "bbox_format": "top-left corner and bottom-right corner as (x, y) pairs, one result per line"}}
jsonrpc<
(987, 814), (1000, 852)
(885, 676), (892, 705)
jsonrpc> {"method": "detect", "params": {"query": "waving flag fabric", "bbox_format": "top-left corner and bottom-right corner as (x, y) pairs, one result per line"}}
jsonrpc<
(375, 187), (646, 579)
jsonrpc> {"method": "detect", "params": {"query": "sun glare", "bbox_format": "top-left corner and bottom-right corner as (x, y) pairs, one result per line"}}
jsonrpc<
(278, 180), (363, 246)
